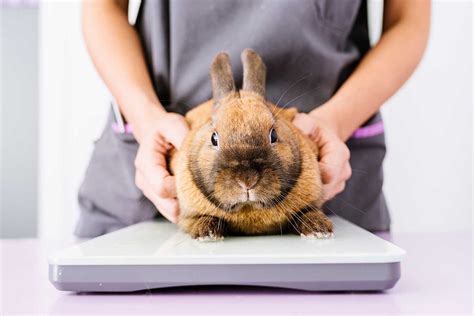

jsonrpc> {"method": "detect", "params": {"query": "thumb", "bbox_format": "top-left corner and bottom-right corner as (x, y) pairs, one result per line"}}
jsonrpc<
(162, 116), (190, 150)
(293, 113), (318, 137)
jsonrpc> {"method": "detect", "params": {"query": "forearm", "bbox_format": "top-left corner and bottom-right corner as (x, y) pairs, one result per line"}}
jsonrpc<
(311, 0), (430, 141)
(82, 0), (165, 142)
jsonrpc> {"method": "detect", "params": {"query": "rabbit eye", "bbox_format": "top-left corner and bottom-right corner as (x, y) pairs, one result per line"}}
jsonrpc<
(211, 132), (219, 147)
(269, 128), (278, 144)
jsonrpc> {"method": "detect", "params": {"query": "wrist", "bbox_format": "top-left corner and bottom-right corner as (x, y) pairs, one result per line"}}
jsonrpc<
(309, 104), (343, 140)
(310, 98), (364, 141)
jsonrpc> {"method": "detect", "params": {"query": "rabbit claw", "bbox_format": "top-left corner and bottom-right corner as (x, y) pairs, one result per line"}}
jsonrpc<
(196, 231), (225, 242)
(301, 232), (334, 239)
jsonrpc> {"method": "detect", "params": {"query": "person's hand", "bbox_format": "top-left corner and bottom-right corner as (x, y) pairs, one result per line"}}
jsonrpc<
(293, 111), (352, 201)
(134, 111), (189, 223)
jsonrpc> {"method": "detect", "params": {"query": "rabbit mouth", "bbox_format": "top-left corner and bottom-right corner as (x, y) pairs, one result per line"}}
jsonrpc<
(226, 200), (266, 212)
(216, 186), (280, 212)
(224, 190), (267, 211)
(240, 189), (258, 203)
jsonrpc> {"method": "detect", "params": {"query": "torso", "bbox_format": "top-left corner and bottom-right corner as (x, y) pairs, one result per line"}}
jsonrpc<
(137, 0), (392, 232)
(135, 0), (369, 114)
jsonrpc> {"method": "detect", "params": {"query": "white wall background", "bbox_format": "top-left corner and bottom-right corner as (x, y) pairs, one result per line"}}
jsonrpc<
(372, 0), (473, 233)
(38, 1), (110, 240)
(1, 6), (39, 238)
(38, 0), (472, 240)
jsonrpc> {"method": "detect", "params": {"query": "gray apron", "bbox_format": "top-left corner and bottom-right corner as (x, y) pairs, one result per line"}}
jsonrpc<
(75, 0), (390, 237)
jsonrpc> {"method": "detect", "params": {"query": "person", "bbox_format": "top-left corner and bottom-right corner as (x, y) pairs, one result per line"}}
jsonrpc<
(75, 0), (430, 237)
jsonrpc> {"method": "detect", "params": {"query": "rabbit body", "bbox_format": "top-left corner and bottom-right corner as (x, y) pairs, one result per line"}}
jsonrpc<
(169, 50), (333, 240)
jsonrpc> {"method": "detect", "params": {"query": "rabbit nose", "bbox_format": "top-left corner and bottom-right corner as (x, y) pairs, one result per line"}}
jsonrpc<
(237, 177), (259, 191)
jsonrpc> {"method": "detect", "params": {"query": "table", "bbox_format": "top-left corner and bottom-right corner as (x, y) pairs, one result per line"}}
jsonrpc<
(1, 232), (472, 315)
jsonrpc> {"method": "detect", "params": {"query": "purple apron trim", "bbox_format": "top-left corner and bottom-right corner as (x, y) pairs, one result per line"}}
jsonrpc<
(112, 123), (133, 134)
(112, 121), (384, 138)
(351, 121), (384, 139)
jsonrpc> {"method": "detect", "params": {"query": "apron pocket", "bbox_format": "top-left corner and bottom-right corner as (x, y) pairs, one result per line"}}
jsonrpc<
(75, 110), (157, 237)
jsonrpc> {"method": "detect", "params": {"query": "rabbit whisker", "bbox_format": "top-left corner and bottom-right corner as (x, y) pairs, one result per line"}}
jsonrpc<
(332, 196), (368, 215)
(318, 161), (368, 174)
(275, 73), (312, 107)
(282, 85), (322, 108)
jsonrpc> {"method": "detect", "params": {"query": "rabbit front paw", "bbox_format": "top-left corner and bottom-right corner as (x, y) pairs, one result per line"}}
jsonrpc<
(187, 215), (226, 242)
(294, 209), (334, 239)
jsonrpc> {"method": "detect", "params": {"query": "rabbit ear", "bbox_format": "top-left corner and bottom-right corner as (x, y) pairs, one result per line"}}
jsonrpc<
(241, 48), (266, 98)
(210, 52), (236, 104)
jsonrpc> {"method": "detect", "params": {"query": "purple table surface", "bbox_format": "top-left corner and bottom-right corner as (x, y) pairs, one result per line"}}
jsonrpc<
(1, 232), (472, 315)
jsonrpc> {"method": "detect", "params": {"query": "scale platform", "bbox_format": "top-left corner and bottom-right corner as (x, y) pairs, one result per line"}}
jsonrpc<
(49, 216), (405, 292)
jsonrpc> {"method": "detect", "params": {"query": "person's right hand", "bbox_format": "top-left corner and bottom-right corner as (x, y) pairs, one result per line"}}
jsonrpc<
(134, 112), (189, 223)
(293, 111), (352, 202)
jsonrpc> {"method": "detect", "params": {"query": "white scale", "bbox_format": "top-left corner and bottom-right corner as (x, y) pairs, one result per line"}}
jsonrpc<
(49, 216), (405, 292)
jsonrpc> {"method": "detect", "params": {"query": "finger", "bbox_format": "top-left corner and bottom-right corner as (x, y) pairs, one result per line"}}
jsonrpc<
(308, 129), (320, 143)
(138, 174), (180, 223)
(320, 160), (348, 196)
(322, 179), (346, 201)
(153, 196), (180, 223)
(161, 174), (177, 198)
(154, 134), (173, 154)
(145, 151), (177, 198)
(162, 117), (190, 150)
(336, 181), (346, 195)
(318, 146), (348, 184)
(134, 170), (145, 191)
(322, 183), (337, 201)
(293, 113), (317, 136)
(340, 144), (351, 161)
(319, 162), (335, 185)
(311, 125), (321, 142)
(140, 166), (177, 199)
(150, 195), (180, 224)
(319, 156), (345, 184)
(343, 162), (352, 180)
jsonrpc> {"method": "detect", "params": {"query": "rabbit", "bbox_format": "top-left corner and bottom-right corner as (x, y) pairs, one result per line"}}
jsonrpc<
(169, 49), (333, 241)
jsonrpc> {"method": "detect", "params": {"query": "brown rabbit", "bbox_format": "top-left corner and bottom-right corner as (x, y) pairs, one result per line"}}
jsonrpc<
(170, 49), (333, 241)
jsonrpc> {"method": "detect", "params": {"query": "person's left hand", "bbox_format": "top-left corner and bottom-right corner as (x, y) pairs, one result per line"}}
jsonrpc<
(293, 111), (352, 201)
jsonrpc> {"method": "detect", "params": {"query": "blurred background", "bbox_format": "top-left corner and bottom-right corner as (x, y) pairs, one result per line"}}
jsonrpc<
(0, 0), (472, 239)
